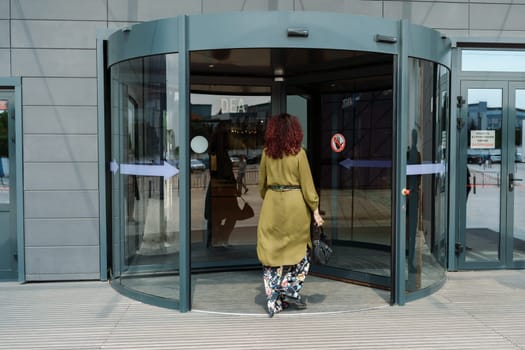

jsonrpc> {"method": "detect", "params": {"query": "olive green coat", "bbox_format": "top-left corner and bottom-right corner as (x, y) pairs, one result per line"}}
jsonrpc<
(257, 148), (319, 266)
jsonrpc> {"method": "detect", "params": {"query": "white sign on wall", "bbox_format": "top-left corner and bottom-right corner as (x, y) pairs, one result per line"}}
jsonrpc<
(220, 98), (247, 113)
(470, 130), (496, 149)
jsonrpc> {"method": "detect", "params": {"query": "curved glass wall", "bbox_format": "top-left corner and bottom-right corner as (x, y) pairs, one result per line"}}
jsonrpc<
(106, 12), (451, 309)
(405, 59), (450, 294)
(110, 53), (181, 303)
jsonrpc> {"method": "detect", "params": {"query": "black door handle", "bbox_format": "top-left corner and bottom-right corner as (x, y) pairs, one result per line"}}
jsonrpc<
(509, 173), (523, 192)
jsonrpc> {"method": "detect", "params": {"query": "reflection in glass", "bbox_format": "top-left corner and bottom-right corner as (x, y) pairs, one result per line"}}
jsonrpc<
(466, 88), (502, 262)
(110, 53), (180, 301)
(0, 100), (8, 204)
(189, 92), (270, 266)
(318, 90), (393, 280)
(405, 59), (449, 292)
(513, 89), (525, 261)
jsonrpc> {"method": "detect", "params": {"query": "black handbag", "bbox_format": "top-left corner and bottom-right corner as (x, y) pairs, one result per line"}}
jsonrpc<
(236, 196), (255, 220)
(311, 225), (333, 265)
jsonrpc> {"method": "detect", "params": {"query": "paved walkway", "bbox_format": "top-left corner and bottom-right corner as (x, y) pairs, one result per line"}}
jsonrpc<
(1, 270), (525, 349)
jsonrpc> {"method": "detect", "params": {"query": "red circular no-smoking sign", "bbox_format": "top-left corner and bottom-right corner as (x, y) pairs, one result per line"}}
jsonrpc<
(330, 133), (346, 153)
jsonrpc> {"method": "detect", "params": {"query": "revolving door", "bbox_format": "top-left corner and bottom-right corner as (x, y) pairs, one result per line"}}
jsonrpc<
(106, 12), (451, 311)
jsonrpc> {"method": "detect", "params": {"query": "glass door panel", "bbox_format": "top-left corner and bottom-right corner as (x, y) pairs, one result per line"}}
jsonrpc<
(465, 87), (503, 263)
(511, 86), (525, 262)
(0, 98), (9, 205)
(460, 80), (525, 268)
(0, 92), (16, 280)
(405, 60), (449, 292)
(317, 91), (393, 282)
(189, 91), (271, 267)
(110, 53), (181, 302)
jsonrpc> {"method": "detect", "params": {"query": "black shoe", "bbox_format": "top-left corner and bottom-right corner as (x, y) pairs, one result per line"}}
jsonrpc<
(283, 295), (307, 309)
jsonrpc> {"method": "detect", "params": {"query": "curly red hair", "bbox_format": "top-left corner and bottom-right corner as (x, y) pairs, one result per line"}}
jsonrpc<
(264, 113), (303, 159)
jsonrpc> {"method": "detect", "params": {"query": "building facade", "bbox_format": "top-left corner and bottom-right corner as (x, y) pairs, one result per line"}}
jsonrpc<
(1, 0), (524, 310)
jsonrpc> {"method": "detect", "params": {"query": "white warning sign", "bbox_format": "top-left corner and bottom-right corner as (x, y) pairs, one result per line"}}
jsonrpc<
(470, 130), (496, 149)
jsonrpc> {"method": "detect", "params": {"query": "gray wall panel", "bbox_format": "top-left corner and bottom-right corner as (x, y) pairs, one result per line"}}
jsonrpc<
(384, 1), (468, 29)
(292, 0), (381, 16)
(474, 0), (525, 3)
(12, 49), (96, 77)
(25, 272), (100, 281)
(0, 49), (9, 76)
(203, 0), (293, 12)
(0, 0), (8, 19)
(107, 21), (141, 30)
(12, 0), (107, 21)
(470, 4), (525, 30)
(468, 30), (525, 39)
(24, 163), (98, 190)
(25, 218), (99, 246)
(22, 77), (97, 106)
(0, 20), (9, 47)
(24, 135), (98, 162)
(439, 29), (470, 39)
(24, 190), (99, 218)
(11, 20), (106, 49)
(25, 246), (99, 277)
(108, 0), (201, 21)
(23, 106), (97, 134)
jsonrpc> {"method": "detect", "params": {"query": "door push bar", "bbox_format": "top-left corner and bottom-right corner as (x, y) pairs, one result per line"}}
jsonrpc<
(509, 173), (523, 192)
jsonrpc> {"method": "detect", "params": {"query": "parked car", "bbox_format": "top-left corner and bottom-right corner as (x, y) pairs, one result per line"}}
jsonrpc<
(172, 158), (206, 172)
(229, 156), (240, 167)
(467, 149), (487, 164)
(489, 149), (501, 163)
(190, 158), (206, 172)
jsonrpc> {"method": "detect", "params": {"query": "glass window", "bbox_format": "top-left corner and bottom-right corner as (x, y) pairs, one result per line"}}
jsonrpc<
(462, 50), (525, 72)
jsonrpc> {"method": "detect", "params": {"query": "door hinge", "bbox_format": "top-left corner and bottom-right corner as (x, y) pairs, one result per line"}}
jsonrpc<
(456, 95), (465, 108)
(456, 96), (466, 129)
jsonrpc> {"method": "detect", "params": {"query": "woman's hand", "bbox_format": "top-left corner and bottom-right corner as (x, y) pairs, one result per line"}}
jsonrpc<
(313, 208), (324, 227)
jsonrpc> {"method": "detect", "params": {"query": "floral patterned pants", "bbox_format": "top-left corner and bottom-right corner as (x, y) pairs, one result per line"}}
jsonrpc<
(263, 250), (310, 315)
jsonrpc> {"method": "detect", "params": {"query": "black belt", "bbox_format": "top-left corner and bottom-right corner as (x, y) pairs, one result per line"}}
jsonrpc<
(268, 185), (301, 191)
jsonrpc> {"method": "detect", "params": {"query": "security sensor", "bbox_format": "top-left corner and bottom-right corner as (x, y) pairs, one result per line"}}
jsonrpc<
(122, 26), (132, 33)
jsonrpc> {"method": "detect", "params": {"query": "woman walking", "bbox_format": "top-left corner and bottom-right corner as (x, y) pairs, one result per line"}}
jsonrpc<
(257, 113), (324, 317)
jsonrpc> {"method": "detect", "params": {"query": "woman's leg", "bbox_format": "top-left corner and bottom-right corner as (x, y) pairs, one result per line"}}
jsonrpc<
(263, 250), (310, 316)
(263, 266), (285, 317)
(281, 251), (310, 298)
